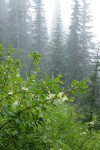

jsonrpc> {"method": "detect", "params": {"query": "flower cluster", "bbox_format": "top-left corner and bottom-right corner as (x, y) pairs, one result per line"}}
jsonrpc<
(8, 91), (13, 95)
(46, 92), (68, 104)
(22, 87), (29, 91)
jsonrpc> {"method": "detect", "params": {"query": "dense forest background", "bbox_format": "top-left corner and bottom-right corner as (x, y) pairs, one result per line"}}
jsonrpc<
(0, 0), (96, 77)
(0, 0), (100, 149)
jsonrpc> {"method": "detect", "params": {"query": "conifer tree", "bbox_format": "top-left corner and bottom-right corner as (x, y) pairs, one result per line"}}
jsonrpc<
(66, 0), (94, 83)
(77, 44), (100, 130)
(87, 45), (100, 129)
(31, 0), (48, 71)
(31, 0), (48, 55)
(49, 1), (65, 79)
(0, 0), (8, 46)
(8, 0), (32, 75)
(66, 0), (82, 83)
(8, 0), (31, 50)
(80, 0), (94, 77)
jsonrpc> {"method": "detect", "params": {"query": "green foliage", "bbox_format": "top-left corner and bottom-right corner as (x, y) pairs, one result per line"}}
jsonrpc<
(0, 44), (3, 51)
(75, 47), (100, 130)
(0, 46), (61, 149)
(25, 103), (100, 150)
(0, 45), (100, 150)
(41, 104), (100, 150)
(29, 52), (41, 64)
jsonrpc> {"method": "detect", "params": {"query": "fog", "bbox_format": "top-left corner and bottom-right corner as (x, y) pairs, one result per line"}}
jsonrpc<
(0, 0), (100, 81)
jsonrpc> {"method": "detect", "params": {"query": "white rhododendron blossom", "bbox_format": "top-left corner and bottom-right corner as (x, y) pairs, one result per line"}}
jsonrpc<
(46, 91), (67, 104)
(6, 56), (10, 58)
(57, 96), (67, 104)
(49, 93), (55, 99)
(46, 93), (56, 100)
(16, 74), (20, 77)
(89, 121), (94, 125)
(62, 95), (68, 102)
(82, 132), (87, 135)
(57, 92), (64, 98)
(32, 80), (35, 82)
(8, 91), (13, 95)
(57, 92), (68, 103)
(22, 87), (29, 91)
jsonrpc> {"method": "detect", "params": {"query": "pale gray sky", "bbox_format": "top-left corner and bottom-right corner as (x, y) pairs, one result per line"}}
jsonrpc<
(43, 0), (100, 41)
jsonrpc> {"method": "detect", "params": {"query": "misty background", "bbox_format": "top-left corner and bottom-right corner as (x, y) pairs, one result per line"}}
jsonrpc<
(0, 0), (100, 83)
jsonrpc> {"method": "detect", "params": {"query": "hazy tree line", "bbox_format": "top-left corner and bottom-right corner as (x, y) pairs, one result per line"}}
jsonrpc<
(0, 0), (97, 79)
(0, 0), (100, 129)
